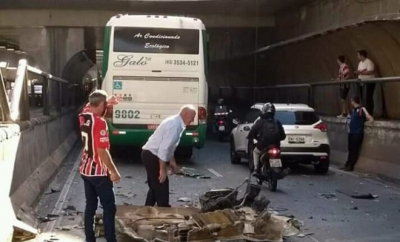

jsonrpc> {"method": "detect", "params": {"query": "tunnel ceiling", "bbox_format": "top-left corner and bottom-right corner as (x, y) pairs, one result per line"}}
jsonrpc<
(0, 0), (314, 16)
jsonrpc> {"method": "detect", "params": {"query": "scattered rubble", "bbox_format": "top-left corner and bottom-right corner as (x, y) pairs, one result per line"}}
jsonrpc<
(178, 167), (211, 179)
(45, 188), (61, 195)
(101, 179), (305, 242)
(319, 193), (336, 199)
(177, 197), (192, 203)
(336, 190), (379, 199)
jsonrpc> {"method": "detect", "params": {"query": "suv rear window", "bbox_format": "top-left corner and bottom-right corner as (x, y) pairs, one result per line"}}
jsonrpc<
(275, 110), (319, 125)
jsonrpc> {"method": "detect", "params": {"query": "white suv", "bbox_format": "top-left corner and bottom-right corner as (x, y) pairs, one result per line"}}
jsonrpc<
(230, 103), (330, 174)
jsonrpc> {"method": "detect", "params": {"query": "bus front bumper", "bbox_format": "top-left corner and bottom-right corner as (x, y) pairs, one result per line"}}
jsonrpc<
(107, 122), (207, 148)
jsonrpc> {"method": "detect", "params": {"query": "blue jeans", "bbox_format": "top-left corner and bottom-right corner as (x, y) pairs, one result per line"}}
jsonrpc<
(82, 175), (116, 242)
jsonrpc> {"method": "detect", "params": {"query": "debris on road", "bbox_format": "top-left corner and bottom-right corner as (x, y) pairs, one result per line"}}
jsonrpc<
(178, 167), (211, 179)
(177, 197), (192, 203)
(100, 179), (304, 242)
(336, 190), (379, 199)
(45, 188), (61, 195)
(319, 193), (336, 199)
(115, 191), (137, 198)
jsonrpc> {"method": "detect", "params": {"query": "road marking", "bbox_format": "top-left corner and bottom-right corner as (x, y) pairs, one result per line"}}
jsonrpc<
(207, 168), (223, 178)
(43, 148), (82, 233)
(309, 236), (321, 242)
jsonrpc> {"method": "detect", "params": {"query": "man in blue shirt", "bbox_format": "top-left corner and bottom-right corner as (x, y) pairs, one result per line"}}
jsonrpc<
(341, 96), (373, 171)
(142, 105), (197, 207)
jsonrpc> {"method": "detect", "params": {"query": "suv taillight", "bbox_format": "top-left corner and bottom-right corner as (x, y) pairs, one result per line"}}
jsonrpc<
(314, 122), (327, 132)
(198, 106), (207, 124)
(105, 105), (113, 119)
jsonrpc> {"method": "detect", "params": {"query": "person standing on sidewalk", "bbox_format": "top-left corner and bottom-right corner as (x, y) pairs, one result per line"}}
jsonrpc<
(142, 105), (196, 207)
(335, 55), (352, 117)
(341, 96), (373, 172)
(355, 50), (376, 115)
(79, 90), (121, 242)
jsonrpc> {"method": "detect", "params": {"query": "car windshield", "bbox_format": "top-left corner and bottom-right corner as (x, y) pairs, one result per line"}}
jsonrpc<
(275, 110), (319, 125)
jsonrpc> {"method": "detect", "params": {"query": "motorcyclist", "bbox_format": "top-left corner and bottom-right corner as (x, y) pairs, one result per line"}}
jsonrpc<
(214, 98), (229, 116)
(247, 103), (286, 175)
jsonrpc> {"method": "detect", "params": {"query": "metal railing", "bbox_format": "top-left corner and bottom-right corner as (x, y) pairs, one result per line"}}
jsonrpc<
(218, 76), (400, 119)
(0, 59), (80, 122)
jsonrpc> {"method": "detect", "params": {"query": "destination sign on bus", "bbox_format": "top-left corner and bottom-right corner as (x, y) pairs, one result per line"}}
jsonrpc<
(113, 27), (199, 55)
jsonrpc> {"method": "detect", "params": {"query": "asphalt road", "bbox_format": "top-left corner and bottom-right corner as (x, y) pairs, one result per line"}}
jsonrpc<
(35, 139), (400, 242)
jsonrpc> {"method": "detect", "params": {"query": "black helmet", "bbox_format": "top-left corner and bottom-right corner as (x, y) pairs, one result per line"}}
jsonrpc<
(261, 103), (275, 117)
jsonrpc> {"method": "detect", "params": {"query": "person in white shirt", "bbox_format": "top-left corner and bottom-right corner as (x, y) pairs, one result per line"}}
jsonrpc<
(141, 105), (197, 207)
(354, 50), (376, 115)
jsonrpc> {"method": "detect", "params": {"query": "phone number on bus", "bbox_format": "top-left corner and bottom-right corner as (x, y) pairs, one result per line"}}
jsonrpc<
(165, 60), (199, 66)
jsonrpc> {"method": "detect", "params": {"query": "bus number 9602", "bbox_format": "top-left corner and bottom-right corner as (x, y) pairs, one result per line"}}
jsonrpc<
(114, 109), (140, 119)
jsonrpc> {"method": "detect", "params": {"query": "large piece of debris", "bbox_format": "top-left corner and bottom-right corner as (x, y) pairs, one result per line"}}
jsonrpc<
(112, 205), (302, 242)
(95, 179), (302, 241)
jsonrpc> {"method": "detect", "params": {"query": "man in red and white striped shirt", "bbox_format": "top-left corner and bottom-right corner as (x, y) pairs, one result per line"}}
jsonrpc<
(78, 90), (120, 242)
(336, 55), (352, 117)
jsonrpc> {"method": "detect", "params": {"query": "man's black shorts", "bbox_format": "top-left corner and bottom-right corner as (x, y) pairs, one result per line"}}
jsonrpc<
(340, 87), (350, 100)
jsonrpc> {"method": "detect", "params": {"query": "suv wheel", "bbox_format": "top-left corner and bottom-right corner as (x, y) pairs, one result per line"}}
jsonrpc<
(230, 139), (241, 164)
(314, 158), (330, 174)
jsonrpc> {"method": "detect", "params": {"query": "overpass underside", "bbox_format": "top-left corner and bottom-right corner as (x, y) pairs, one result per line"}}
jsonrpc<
(1, 1), (400, 118)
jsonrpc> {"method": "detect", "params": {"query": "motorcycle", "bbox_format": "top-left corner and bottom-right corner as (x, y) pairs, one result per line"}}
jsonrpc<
(214, 110), (231, 142)
(250, 140), (290, 192)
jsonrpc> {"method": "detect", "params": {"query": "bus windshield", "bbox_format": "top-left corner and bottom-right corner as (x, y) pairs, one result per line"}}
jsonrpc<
(113, 27), (200, 54)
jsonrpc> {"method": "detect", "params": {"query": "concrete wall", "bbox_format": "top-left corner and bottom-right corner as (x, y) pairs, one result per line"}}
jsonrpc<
(208, 27), (273, 102)
(9, 108), (79, 212)
(324, 116), (400, 181)
(0, 109), (78, 239)
(273, 0), (400, 42)
(253, 21), (400, 119)
(0, 124), (21, 242)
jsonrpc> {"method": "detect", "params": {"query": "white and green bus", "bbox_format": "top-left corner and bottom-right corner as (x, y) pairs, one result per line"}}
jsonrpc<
(101, 15), (209, 156)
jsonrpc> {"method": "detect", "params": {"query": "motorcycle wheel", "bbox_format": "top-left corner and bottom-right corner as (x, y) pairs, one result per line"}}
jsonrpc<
(218, 134), (225, 142)
(268, 171), (278, 192)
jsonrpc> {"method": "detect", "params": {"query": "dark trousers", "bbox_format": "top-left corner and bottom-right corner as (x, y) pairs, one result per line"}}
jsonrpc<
(82, 175), (116, 242)
(141, 150), (170, 207)
(345, 133), (364, 169)
(359, 83), (376, 115)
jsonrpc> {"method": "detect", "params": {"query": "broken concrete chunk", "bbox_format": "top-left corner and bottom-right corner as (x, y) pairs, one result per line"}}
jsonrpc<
(177, 197), (192, 203)
(336, 190), (379, 199)
(178, 167), (211, 179)
(319, 193), (336, 199)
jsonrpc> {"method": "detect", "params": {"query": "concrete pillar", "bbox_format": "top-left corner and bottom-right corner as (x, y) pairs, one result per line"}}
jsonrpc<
(19, 27), (84, 76)
(19, 28), (50, 71)
(19, 27), (84, 109)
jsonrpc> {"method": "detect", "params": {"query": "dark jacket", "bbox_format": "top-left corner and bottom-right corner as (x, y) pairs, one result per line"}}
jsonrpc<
(247, 116), (286, 150)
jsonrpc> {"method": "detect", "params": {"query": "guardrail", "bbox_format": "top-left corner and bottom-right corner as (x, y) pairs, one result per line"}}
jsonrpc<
(219, 76), (400, 118)
(0, 59), (80, 122)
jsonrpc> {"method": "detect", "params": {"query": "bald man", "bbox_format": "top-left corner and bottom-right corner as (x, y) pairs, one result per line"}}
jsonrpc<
(142, 105), (197, 207)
